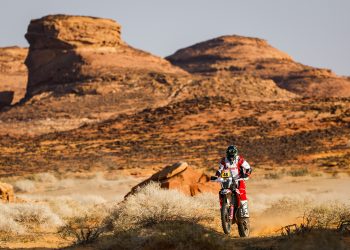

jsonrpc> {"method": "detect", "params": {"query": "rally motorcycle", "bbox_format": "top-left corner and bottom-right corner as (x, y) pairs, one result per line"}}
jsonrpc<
(211, 169), (250, 237)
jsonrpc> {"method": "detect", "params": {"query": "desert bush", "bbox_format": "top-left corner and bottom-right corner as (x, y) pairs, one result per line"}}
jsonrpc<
(110, 182), (217, 231)
(44, 195), (107, 219)
(303, 203), (350, 229)
(264, 172), (283, 179)
(278, 202), (350, 238)
(13, 179), (36, 192)
(108, 221), (231, 250)
(288, 168), (309, 177)
(33, 172), (58, 183)
(0, 203), (63, 234)
(0, 213), (25, 234)
(58, 204), (111, 245)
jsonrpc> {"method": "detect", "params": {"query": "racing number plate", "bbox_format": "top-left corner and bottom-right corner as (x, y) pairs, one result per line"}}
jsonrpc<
(221, 170), (231, 178)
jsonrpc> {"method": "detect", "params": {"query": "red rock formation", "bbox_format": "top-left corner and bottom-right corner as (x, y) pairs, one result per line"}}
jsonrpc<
(24, 15), (186, 97)
(125, 162), (218, 197)
(0, 47), (28, 104)
(166, 35), (350, 97)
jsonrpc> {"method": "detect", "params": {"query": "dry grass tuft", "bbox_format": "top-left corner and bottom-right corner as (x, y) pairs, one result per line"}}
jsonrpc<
(302, 203), (350, 229)
(58, 204), (111, 245)
(110, 182), (217, 231)
(0, 203), (63, 234)
(106, 221), (232, 250)
(13, 179), (36, 192)
(288, 168), (309, 177)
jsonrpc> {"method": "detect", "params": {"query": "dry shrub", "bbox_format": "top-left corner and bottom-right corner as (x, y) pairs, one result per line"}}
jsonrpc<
(43, 195), (107, 219)
(13, 179), (36, 192)
(0, 203), (63, 234)
(58, 183), (218, 246)
(110, 182), (217, 231)
(0, 213), (25, 234)
(264, 172), (283, 179)
(58, 204), (111, 245)
(107, 221), (232, 250)
(32, 172), (58, 183)
(288, 168), (309, 177)
(303, 203), (350, 229)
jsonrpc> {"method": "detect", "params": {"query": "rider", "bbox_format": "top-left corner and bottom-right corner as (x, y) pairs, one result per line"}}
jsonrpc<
(215, 145), (252, 218)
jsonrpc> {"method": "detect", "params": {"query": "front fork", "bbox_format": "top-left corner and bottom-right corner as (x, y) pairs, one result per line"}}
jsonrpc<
(220, 190), (240, 220)
(219, 195), (234, 220)
(229, 204), (234, 220)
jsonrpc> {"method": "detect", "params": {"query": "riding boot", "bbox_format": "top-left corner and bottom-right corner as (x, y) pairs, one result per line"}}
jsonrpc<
(240, 200), (249, 218)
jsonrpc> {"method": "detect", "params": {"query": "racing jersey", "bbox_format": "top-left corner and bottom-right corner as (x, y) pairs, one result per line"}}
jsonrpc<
(216, 156), (251, 179)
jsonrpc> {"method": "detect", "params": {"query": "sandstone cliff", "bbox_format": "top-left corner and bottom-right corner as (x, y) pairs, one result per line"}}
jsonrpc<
(24, 15), (186, 97)
(166, 35), (350, 97)
(0, 47), (27, 105)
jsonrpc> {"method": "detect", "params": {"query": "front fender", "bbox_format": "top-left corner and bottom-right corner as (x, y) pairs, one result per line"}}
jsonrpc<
(219, 189), (232, 205)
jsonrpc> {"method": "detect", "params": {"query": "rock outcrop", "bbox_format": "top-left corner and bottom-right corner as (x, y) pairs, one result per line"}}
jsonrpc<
(24, 15), (186, 97)
(0, 47), (28, 104)
(125, 162), (217, 197)
(0, 182), (14, 202)
(166, 35), (350, 97)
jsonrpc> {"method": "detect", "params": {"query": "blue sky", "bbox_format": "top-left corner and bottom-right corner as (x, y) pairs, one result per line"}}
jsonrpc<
(1, 0), (349, 76)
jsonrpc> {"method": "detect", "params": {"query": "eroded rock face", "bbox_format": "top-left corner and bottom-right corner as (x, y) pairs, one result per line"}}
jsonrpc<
(166, 35), (350, 97)
(24, 15), (185, 97)
(25, 15), (122, 50)
(0, 182), (14, 202)
(0, 47), (28, 104)
(125, 162), (217, 197)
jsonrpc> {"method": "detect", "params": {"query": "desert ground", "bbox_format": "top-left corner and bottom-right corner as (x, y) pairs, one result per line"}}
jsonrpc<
(0, 14), (350, 249)
(1, 169), (350, 249)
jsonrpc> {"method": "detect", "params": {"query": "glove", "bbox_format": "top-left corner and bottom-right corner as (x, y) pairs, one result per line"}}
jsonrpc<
(215, 170), (221, 177)
(244, 168), (252, 177)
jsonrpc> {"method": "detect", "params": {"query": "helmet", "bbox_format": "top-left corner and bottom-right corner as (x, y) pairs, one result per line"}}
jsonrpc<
(226, 145), (238, 160)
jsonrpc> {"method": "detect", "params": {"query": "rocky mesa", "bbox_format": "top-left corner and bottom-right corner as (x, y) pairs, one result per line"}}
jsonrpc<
(24, 15), (186, 97)
(166, 35), (350, 97)
(0, 15), (296, 136)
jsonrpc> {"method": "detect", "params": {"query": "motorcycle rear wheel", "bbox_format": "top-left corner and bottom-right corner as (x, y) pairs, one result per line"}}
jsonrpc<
(237, 217), (250, 237)
(221, 200), (232, 234)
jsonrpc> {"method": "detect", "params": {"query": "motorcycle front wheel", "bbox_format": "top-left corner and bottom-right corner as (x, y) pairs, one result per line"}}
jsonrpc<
(220, 200), (232, 234)
(237, 217), (250, 237)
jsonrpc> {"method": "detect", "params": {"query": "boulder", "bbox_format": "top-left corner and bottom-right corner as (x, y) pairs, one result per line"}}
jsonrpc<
(125, 162), (218, 197)
(0, 182), (14, 202)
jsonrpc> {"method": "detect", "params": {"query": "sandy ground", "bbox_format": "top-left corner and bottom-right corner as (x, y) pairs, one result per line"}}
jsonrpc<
(19, 174), (144, 202)
(248, 173), (350, 236)
(1, 171), (350, 248)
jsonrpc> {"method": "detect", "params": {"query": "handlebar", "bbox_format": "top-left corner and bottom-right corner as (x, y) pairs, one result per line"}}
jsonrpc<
(210, 176), (249, 182)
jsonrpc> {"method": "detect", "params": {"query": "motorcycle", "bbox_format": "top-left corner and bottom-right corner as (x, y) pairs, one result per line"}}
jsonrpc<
(211, 170), (250, 237)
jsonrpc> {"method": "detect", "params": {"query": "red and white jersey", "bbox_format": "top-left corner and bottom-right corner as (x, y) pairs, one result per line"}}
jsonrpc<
(217, 155), (251, 179)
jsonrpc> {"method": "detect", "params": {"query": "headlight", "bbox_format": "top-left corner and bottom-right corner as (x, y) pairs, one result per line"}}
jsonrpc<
(222, 179), (231, 189)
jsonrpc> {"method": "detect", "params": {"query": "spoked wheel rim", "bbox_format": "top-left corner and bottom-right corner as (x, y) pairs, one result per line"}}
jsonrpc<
(221, 204), (232, 234)
(238, 218), (250, 237)
(242, 220), (249, 235)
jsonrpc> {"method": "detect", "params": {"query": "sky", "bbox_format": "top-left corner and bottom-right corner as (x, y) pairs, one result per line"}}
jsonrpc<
(1, 0), (349, 76)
